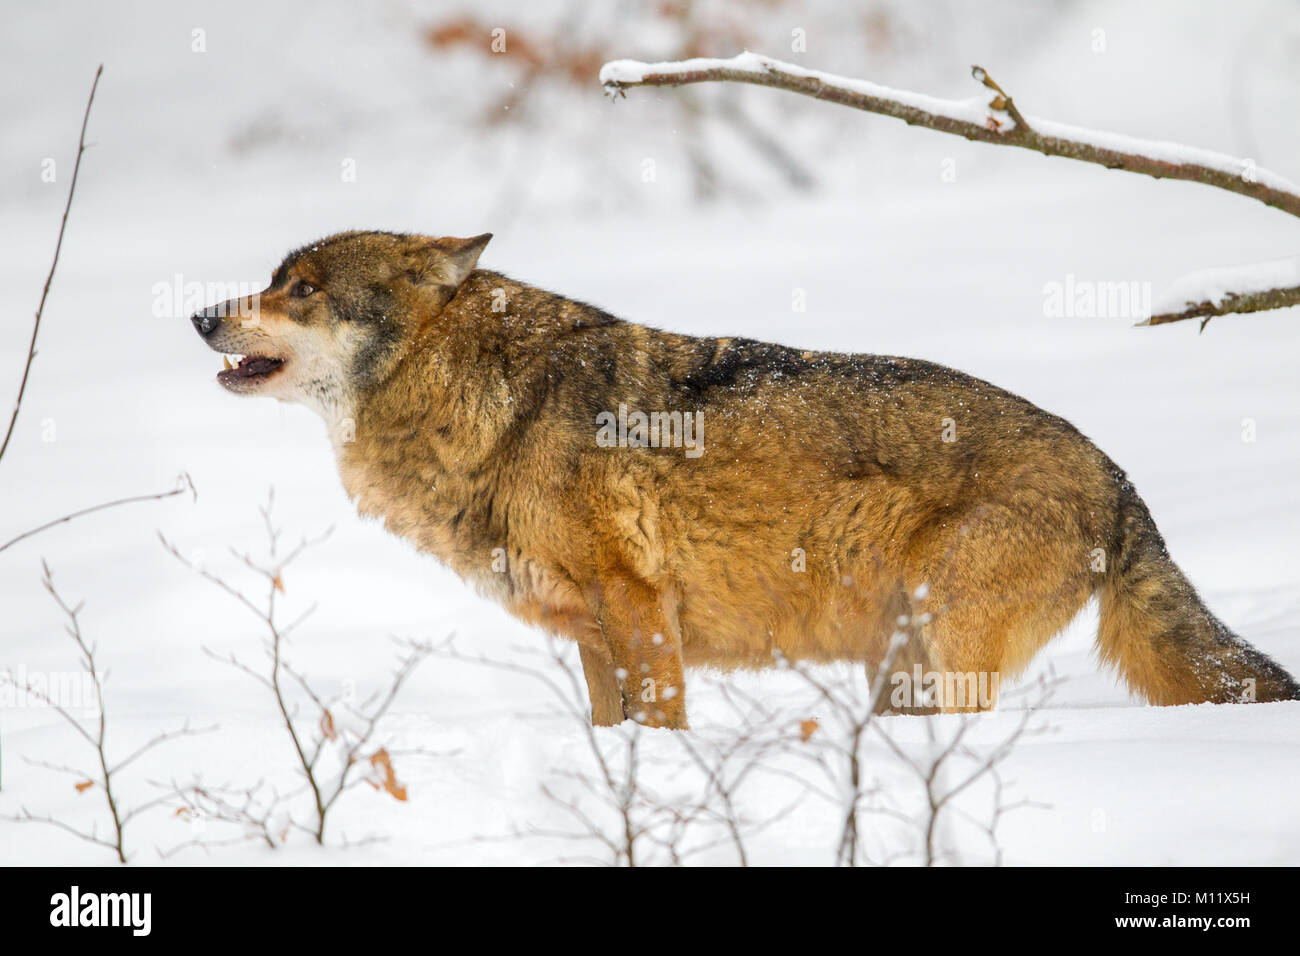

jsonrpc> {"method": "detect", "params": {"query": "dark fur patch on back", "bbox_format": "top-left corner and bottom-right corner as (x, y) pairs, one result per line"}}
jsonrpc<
(675, 338), (810, 396)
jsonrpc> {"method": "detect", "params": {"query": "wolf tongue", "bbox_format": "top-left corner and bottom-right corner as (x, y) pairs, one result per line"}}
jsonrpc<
(241, 356), (279, 375)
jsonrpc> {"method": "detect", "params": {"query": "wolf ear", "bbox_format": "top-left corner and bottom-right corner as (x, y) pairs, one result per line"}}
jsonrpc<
(415, 233), (492, 289)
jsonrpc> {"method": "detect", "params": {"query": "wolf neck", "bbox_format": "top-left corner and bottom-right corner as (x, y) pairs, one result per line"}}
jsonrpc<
(330, 270), (592, 578)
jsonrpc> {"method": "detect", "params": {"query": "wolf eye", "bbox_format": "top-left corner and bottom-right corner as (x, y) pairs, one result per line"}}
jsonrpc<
(291, 281), (317, 298)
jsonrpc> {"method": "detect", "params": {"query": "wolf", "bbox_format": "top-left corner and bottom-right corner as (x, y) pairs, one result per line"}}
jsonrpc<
(190, 230), (1299, 728)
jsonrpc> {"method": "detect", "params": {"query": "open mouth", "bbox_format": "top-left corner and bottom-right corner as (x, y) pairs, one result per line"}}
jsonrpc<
(217, 353), (285, 387)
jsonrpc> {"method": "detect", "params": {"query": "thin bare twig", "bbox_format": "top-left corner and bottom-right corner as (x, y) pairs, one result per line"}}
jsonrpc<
(435, 635), (795, 866)
(775, 628), (909, 867)
(157, 779), (291, 855)
(161, 494), (426, 847)
(872, 672), (1060, 866)
(0, 472), (195, 554)
(0, 65), (102, 466)
(1, 561), (211, 862)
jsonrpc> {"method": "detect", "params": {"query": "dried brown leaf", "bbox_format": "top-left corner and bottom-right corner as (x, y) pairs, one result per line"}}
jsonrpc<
(369, 747), (408, 802)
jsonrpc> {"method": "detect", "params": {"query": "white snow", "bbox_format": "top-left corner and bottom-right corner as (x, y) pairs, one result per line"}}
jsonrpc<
(2, 0), (1300, 866)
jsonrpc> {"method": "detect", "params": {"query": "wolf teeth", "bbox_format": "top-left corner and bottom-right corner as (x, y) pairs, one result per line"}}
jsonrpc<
(223, 355), (234, 370)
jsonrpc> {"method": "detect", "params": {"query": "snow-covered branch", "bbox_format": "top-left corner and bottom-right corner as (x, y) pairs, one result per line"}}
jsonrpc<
(601, 53), (1300, 219)
(1144, 256), (1300, 329)
(602, 52), (1300, 327)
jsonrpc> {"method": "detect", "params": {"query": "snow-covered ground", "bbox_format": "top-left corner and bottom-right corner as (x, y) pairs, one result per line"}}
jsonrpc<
(2, 0), (1299, 865)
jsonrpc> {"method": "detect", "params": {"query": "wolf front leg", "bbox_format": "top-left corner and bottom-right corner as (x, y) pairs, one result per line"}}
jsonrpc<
(592, 565), (689, 730)
(578, 642), (627, 726)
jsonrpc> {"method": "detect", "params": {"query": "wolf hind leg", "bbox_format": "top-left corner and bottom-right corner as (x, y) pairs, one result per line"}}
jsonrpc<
(907, 500), (1094, 712)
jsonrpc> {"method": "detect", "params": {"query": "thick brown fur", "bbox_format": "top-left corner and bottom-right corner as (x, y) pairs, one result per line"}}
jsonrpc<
(191, 230), (1300, 728)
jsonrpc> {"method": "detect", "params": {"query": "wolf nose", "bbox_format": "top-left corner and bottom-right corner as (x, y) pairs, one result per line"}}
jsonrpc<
(190, 304), (224, 337)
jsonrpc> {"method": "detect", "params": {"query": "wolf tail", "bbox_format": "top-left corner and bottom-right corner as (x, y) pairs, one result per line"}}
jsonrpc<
(1096, 479), (1299, 704)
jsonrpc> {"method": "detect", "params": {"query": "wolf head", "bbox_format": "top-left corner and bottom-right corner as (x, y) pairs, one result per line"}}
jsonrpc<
(190, 230), (491, 417)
